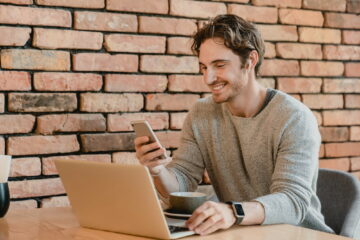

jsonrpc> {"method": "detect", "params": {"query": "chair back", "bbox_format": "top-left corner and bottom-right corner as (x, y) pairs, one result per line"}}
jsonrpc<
(317, 168), (360, 239)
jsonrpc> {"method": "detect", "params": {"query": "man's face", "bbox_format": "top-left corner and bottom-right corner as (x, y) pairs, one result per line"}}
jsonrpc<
(199, 38), (248, 104)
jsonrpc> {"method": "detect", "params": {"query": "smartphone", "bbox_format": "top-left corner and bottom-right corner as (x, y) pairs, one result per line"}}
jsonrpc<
(131, 120), (167, 160)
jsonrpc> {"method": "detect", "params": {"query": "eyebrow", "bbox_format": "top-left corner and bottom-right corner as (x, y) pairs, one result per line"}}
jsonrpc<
(199, 59), (230, 66)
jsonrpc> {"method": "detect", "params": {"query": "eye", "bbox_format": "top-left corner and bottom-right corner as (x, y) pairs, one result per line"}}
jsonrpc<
(199, 65), (207, 73)
(215, 63), (225, 68)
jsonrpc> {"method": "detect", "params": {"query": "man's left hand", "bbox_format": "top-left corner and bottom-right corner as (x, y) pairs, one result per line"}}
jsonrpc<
(186, 201), (236, 235)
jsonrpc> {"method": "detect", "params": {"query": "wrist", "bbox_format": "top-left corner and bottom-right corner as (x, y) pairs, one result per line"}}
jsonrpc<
(226, 201), (245, 225)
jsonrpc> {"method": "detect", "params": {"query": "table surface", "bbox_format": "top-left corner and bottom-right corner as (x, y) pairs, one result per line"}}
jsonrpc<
(0, 207), (352, 240)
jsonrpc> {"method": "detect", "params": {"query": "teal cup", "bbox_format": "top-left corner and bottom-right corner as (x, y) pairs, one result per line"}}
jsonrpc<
(169, 192), (207, 214)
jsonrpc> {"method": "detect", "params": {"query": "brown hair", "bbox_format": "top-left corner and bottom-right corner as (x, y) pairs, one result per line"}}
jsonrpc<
(192, 14), (265, 76)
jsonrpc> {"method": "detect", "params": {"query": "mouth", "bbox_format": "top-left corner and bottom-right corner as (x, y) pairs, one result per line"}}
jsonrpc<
(210, 82), (227, 93)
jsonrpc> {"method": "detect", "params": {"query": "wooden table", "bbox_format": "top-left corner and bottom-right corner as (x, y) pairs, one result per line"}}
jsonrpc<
(0, 207), (352, 240)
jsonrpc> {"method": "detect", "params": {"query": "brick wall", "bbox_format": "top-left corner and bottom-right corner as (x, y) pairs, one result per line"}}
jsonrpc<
(0, 0), (359, 209)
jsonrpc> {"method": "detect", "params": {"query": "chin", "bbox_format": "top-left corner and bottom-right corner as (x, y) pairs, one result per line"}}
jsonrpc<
(212, 95), (228, 104)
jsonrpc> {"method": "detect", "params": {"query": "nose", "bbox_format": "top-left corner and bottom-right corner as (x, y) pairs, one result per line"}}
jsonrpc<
(203, 69), (216, 85)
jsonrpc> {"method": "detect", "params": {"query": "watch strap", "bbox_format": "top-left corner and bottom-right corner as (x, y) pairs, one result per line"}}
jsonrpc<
(226, 201), (244, 225)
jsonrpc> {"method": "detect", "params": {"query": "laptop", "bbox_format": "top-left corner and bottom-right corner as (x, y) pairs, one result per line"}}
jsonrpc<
(55, 159), (195, 239)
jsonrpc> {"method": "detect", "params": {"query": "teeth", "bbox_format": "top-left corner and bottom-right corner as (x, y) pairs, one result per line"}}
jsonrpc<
(212, 83), (225, 90)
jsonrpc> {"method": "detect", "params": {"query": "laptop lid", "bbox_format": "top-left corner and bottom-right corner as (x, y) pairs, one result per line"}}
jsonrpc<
(55, 159), (175, 239)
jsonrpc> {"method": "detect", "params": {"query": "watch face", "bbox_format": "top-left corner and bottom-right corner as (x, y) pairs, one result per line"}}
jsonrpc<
(234, 203), (244, 216)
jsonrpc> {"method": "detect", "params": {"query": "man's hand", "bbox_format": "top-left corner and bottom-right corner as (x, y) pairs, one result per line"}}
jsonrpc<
(134, 136), (171, 174)
(186, 201), (236, 236)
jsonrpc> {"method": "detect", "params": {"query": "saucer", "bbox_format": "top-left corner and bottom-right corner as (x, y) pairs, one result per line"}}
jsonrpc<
(164, 209), (192, 219)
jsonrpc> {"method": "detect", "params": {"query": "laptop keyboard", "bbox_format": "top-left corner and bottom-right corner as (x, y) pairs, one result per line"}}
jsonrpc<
(168, 225), (189, 233)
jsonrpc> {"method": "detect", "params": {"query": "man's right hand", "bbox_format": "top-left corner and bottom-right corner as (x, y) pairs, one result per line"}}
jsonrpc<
(134, 136), (171, 175)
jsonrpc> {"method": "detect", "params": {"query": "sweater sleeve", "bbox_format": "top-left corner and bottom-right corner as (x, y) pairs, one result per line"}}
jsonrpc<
(255, 110), (321, 225)
(167, 108), (205, 192)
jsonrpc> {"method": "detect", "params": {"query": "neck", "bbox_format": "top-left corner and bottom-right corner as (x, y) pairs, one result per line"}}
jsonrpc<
(226, 78), (267, 118)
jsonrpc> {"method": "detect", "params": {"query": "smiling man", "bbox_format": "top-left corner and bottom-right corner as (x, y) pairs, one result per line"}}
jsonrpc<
(134, 14), (333, 235)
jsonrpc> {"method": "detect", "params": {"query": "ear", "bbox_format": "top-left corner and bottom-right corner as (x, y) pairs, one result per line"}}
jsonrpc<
(247, 50), (259, 70)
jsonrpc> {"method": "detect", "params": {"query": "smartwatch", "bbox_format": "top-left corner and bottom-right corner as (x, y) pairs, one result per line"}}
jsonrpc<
(226, 201), (245, 225)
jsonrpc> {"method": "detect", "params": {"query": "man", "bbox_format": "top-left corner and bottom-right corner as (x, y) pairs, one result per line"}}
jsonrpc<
(134, 14), (333, 236)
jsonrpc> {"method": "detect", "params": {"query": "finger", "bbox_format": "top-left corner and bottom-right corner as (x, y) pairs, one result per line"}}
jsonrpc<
(199, 222), (222, 236)
(187, 206), (216, 231)
(134, 136), (150, 148)
(138, 142), (160, 154)
(141, 147), (166, 163)
(195, 214), (222, 234)
(187, 201), (213, 224)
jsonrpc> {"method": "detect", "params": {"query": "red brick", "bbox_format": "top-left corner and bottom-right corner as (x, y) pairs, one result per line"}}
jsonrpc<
(9, 178), (64, 198)
(42, 154), (111, 175)
(351, 157), (360, 171)
(139, 16), (197, 36)
(75, 11), (137, 32)
(299, 27), (341, 44)
(0, 0), (32, 4)
(347, 0), (360, 13)
(323, 110), (360, 126)
(325, 142), (360, 157)
(323, 45), (360, 60)
(36, 114), (106, 135)
(34, 72), (102, 91)
(81, 133), (135, 152)
(168, 75), (209, 92)
(260, 59), (299, 76)
(319, 158), (350, 171)
(108, 113), (169, 132)
(228, 5), (277, 23)
(146, 94), (200, 111)
(319, 127), (349, 142)
(0, 26), (31, 46)
(0, 71), (31, 91)
(215, 0), (248, 2)
(80, 93), (143, 112)
(279, 9), (323, 27)
(141, 55), (198, 73)
(73, 53), (138, 72)
(1, 49), (70, 71)
(107, 0), (168, 14)
(8, 135), (79, 156)
(301, 61), (344, 76)
(325, 13), (360, 29)
(36, 0), (104, 8)
(276, 43), (322, 59)
(258, 78), (275, 88)
(170, 112), (188, 130)
(0, 137), (4, 155)
(41, 196), (70, 208)
(157, 131), (182, 148)
(345, 95), (360, 108)
(303, 94), (343, 109)
(342, 30), (360, 44)
(10, 157), (41, 177)
(324, 78), (360, 93)
(105, 74), (167, 92)
(33, 28), (103, 50)
(303, 0), (346, 11)
(9, 200), (37, 210)
(113, 152), (139, 165)
(0, 115), (35, 134)
(252, 0), (301, 8)
(167, 37), (193, 55)
(8, 93), (77, 112)
(0, 94), (4, 113)
(319, 144), (325, 158)
(257, 25), (298, 42)
(105, 34), (165, 53)
(171, 0), (226, 18)
(350, 127), (360, 141)
(313, 111), (323, 125)
(278, 78), (322, 93)
(264, 42), (275, 58)
(0, 5), (71, 27)
(345, 63), (360, 77)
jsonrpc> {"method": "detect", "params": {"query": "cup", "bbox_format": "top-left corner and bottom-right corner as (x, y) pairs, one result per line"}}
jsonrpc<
(169, 192), (207, 214)
(0, 155), (11, 218)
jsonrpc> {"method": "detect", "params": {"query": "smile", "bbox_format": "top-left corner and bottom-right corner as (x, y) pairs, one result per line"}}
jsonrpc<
(211, 83), (226, 91)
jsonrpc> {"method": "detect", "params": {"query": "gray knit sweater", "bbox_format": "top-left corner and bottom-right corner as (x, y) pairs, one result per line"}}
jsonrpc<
(168, 90), (333, 233)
